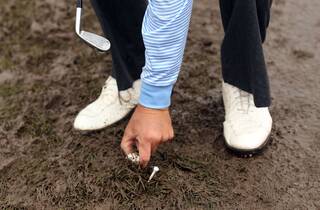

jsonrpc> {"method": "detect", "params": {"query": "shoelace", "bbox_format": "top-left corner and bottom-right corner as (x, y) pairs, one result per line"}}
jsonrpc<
(119, 89), (139, 109)
(101, 78), (117, 96)
(230, 88), (255, 115)
(98, 79), (119, 107)
(228, 88), (259, 131)
(101, 78), (138, 108)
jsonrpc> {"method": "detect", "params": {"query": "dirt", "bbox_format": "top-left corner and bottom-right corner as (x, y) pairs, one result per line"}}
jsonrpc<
(0, 0), (319, 209)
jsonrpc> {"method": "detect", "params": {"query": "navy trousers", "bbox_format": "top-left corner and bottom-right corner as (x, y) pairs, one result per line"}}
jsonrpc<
(91, 0), (272, 107)
(90, 0), (146, 91)
(220, 0), (273, 107)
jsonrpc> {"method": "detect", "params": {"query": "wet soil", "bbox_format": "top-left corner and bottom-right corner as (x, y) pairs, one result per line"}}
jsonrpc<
(0, 0), (319, 209)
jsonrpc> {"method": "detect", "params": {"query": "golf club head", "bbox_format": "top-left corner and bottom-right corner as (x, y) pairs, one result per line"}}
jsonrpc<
(78, 30), (111, 52)
(75, 1), (111, 52)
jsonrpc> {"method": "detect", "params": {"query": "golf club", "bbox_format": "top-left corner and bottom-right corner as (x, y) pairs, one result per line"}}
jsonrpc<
(75, 0), (111, 52)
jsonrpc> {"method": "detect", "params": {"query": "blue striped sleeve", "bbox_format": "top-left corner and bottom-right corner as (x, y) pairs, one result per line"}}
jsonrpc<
(139, 0), (193, 109)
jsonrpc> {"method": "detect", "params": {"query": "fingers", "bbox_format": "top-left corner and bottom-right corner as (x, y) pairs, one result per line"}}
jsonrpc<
(151, 144), (159, 154)
(167, 130), (175, 142)
(162, 130), (175, 143)
(137, 139), (152, 168)
(121, 131), (136, 155)
(169, 129), (175, 140)
(122, 118), (174, 168)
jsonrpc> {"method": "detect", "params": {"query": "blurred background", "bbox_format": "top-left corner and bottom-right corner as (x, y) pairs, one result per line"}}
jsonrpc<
(0, 0), (319, 209)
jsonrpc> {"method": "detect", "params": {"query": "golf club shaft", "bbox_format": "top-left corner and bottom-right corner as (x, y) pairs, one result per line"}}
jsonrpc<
(75, 0), (111, 52)
(77, 0), (82, 8)
(75, 1), (82, 34)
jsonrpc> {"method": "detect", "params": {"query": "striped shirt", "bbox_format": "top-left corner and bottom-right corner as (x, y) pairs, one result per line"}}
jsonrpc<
(139, 0), (193, 109)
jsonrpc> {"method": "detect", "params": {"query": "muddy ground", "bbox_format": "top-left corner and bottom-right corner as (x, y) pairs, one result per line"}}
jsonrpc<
(0, 0), (319, 209)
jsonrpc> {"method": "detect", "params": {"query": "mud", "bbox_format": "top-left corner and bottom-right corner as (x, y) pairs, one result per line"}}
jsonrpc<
(0, 0), (319, 209)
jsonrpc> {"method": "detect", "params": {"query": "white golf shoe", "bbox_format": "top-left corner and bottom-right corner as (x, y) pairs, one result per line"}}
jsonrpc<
(74, 76), (140, 131)
(222, 82), (272, 154)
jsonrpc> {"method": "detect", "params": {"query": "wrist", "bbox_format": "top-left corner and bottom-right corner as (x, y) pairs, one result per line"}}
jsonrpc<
(137, 104), (169, 111)
(139, 81), (174, 109)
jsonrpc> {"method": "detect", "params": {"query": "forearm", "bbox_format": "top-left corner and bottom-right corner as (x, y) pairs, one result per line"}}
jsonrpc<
(139, 0), (193, 109)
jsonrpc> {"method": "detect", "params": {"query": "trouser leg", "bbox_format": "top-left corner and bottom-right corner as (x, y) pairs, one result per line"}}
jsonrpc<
(219, 0), (273, 107)
(90, 0), (147, 91)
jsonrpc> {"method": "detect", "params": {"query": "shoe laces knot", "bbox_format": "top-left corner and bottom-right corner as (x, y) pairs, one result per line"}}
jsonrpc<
(119, 88), (139, 108)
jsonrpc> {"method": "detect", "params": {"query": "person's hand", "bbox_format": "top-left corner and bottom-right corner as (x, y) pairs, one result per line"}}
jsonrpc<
(121, 104), (174, 168)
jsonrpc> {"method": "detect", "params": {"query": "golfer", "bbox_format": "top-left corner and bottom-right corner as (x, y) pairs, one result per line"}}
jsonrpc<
(74, 0), (273, 167)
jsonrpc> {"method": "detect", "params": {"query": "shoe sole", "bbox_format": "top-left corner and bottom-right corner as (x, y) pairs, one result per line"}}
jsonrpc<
(224, 133), (272, 158)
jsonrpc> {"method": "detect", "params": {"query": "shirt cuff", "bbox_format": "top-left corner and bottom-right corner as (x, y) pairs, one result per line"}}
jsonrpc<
(139, 81), (174, 109)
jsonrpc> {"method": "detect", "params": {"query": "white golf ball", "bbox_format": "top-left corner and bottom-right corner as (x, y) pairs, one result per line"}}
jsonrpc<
(127, 153), (140, 164)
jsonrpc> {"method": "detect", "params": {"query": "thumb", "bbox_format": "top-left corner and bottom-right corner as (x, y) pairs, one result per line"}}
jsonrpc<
(121, 130), (136, 155)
